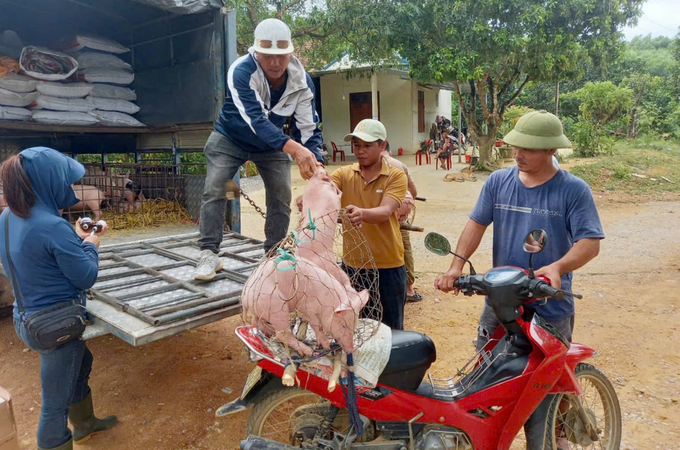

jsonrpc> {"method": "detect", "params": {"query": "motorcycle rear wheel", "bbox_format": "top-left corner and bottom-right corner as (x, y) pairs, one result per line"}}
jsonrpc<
(545, 363), (622, 450)
(246, 386), (372, 445)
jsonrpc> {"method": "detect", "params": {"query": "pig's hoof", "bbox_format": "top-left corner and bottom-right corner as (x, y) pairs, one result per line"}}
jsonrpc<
(282, 364), (297, 387)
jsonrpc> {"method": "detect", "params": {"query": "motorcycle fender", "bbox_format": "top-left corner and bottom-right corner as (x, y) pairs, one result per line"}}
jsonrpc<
(215, 367), (282, 417)
(551, 343), (596, 395)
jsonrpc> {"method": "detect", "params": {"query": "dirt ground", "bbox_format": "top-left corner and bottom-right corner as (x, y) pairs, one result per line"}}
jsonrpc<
(1, 156), (679, 449)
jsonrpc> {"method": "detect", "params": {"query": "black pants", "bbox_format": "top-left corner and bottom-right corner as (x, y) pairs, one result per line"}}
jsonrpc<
(343, 265), (407, 330)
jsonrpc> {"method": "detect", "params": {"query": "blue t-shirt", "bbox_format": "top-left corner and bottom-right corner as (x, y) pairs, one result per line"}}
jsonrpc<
(470, 166), (605, 321)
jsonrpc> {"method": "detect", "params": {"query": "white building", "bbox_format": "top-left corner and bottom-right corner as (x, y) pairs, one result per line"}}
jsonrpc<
(312, 54), (458, 155)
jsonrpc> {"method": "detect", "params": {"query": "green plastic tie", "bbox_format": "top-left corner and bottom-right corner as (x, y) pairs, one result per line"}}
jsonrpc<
(290, 230), (309, 245)
(305, 208), (317, 240)
(274, 248), (297, 271)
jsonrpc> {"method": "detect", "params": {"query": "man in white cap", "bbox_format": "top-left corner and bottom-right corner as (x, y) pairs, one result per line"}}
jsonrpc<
(195, 18), (324, 280)
(331, 119), (408, 330)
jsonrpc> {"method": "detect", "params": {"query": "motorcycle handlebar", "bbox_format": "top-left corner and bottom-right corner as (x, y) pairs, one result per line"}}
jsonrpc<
(453, 276), (583, 300)
(537, 282), (567, 300)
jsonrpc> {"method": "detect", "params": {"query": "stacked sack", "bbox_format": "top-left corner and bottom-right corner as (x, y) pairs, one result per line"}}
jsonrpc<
(19, 45), (93, 125)
(0, 54), (35, 122)
(60, 35), (143, 127)
(0, 33), (144, 127)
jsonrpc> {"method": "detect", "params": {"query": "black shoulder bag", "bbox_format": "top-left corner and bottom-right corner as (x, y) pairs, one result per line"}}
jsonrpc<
(4, 214), (87, 351)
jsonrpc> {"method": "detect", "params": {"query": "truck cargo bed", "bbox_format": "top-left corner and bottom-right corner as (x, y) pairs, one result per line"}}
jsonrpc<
(83, 231), (261, 346)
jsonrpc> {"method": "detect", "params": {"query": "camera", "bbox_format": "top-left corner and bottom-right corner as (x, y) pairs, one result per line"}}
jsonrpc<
(80, 217), (107, 235)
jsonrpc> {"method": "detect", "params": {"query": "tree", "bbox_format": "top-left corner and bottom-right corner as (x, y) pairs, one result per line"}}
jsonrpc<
(227, 0), (347, 69)
(565, 81), (633, 156)
(335, 0), (644, 166)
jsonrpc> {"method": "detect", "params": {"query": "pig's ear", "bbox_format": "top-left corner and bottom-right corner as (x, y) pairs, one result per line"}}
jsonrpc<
(357, 290), (370, 310)
(334, 301), (353, 314)
(348, 290), (370, 313)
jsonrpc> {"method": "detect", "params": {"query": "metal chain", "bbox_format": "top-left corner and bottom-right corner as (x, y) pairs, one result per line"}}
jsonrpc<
(238, 186), (267, 220)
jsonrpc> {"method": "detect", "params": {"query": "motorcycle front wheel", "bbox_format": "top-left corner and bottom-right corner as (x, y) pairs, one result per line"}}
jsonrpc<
(545, 363), (622, 450)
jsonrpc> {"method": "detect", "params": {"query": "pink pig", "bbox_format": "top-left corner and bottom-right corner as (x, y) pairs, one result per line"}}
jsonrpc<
(70, 185), (105, 220)
(296, 169), (353, 290)
(241, 255), (370, 357)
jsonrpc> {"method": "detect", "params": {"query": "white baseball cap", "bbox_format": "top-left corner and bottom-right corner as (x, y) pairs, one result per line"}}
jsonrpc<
(344, 119), (387, 142)
(253, 19), (294, 55)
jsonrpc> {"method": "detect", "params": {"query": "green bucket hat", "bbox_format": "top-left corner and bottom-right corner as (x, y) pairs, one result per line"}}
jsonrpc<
(503, 110), (572, 150)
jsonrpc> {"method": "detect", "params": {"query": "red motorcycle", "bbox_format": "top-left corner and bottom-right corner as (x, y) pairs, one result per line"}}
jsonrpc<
(220, 230), (622, 450)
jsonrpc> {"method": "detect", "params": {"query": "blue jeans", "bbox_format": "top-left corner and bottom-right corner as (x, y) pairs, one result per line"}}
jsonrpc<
(199, 131), (293, 253)
(14, 319), (92, 449)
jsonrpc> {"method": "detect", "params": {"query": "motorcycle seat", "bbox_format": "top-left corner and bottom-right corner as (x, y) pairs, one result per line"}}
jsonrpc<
(377, 330), (437, 392)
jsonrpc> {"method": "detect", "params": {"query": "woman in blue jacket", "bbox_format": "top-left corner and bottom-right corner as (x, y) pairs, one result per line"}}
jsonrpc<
(0, 148), (117, 450)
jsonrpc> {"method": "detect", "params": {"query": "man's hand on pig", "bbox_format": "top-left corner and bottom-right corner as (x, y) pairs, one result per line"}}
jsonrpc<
(315, 163), (331, 182)
(345, 205), (364, 227)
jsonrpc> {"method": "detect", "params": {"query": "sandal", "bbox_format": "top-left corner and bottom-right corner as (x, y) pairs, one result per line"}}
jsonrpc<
(406, 292), (423, 302)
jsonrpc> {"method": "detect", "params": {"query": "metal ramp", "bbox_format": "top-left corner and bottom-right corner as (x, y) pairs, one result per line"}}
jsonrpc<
(83, 231), (263, 346)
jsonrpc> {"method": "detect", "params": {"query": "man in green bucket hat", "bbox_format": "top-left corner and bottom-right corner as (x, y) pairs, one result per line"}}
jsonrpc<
(434, 110), (605, 448)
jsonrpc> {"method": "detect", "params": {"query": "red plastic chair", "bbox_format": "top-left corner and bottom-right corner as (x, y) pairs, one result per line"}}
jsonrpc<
(415, 140), (432, 165)
(331, 142), (345, 162)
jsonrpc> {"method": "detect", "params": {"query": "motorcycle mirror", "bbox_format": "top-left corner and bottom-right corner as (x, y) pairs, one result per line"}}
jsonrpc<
(424, 232), (451, 256)
(425, 232), (477, 275)
(523, 229), (548, 254)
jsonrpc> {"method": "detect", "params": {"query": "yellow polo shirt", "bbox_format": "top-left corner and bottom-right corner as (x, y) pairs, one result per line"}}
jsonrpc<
(331, 159), (408, 269)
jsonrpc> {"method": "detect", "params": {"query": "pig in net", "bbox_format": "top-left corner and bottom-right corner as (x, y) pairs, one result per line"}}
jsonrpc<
(240, 208), (382, 365)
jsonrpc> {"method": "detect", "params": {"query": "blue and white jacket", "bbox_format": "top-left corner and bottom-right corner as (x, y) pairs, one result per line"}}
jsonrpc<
(215, 48), (324, 163)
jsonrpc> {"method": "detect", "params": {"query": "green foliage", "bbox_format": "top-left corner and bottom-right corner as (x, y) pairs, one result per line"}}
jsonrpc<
(333, 0), (643, 166)
(226, 0), (348, 70)
(499, 106), (534, 138)
(567, 82), (633, 126)
(519, 33), (680, 139)
(571, 120), (614, 157)
(180, 152), (207, 175)
(564, 81), (633, 156)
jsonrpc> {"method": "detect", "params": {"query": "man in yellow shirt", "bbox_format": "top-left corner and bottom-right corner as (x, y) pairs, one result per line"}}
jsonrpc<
(331, 119), (408, 329)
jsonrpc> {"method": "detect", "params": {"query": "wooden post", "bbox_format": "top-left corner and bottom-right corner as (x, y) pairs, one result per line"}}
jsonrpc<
(458, 103), (462, 163)
(555, 80), (560, 116)
(371, 74), (379, 120)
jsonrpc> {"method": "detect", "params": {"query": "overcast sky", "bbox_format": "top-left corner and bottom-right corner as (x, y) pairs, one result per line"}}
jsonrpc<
(623, 0), (679, 40)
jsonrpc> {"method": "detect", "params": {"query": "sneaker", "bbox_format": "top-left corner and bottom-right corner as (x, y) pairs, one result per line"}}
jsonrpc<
(406, 292), (423, 303)
(193, 250), (223, 280)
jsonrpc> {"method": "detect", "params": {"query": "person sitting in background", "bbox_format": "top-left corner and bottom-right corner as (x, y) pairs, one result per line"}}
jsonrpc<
(0, 148), (117, 450)
(436, 132), (454, 170)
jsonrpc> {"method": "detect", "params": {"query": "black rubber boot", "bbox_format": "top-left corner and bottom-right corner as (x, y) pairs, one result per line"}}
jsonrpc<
(38, 439), (73, 450)
(68, 393), (117, 444)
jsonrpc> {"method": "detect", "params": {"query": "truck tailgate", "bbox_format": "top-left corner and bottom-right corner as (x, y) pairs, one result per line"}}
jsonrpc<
(83, 231), (262, 346)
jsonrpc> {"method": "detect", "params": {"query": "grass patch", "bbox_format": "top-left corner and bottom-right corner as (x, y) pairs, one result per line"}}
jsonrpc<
(568, 138), (680, 194)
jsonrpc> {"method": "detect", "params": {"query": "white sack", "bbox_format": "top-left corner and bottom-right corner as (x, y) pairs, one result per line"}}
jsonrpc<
(0, 106), (32, 121)
(19, 46), (78, 81)
(90, 84), (137, 101)
(37, 81), (93, 99)
(77, 69), (134, 85)
(0, 87), (38, 107)
(76, 52), (132, 71)
(87, 96), (139, 114)
(33, 95), (94, 112)
(57, 35), (130, 54)
(32, 110), (99, 126)
(0, 73), (38, 93)
(89, 110), (145, 127)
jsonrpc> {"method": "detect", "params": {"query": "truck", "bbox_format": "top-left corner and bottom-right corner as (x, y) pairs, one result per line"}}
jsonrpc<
(0, 0), (255, 343)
